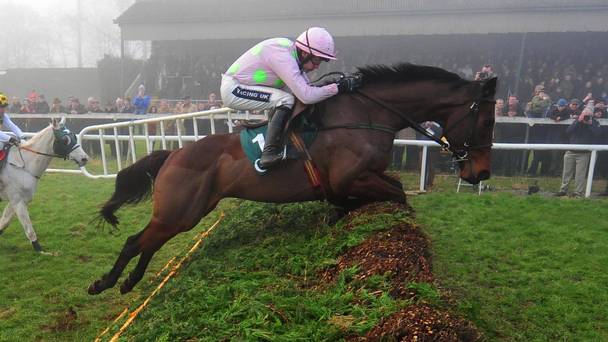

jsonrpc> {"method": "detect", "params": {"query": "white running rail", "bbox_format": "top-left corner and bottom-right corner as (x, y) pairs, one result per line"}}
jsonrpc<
(35, 112), (607, 198)
(70, 108), (265, 178)
(394, 140), (608, 198)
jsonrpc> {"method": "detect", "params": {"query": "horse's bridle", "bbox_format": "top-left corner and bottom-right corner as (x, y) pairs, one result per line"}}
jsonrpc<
(16, 129), (80, 160)
(439, 99), (495, 161)
(355, 89), (495, 161)
(310, 71), (494, 161)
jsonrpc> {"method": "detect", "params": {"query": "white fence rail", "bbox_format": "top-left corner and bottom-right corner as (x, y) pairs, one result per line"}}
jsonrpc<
(73, 108), (265, 178)
(17, 110), (607, 198)
(395, 140), (608, 198)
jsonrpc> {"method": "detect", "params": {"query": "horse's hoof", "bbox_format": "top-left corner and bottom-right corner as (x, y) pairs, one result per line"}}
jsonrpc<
(88, 281), (103, 295)
(120, 280), (134, 295)
(32, 240), (43, 252)
(326, 208), (348, 226)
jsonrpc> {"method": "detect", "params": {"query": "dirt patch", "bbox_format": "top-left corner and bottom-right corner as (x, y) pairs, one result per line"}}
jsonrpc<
(349, 304), (479, 342)
(321, 220), (432, 299)
(321, 203), (480, 341)
(346, 202), (414, 222)
(77, 255), (92, 263)
(42, 307), (80, 332)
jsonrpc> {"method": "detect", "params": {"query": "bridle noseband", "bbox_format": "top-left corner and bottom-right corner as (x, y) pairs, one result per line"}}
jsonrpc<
(440, 99), (495, 161)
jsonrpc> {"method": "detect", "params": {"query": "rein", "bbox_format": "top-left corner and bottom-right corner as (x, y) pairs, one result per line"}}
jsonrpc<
(18, 145), (65, 158)
(310, 71), (493, 160)
(354, 89), (493, 160)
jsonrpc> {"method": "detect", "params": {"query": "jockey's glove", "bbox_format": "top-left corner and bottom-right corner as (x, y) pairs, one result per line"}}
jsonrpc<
(337, 74), (362, 94)
(8, 137), (20, 146)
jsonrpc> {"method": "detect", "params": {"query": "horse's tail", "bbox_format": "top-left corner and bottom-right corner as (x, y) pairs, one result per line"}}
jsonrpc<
(100, 150), (171, 227)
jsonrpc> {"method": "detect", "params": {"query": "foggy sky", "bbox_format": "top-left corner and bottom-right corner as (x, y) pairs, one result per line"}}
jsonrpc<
(0, 0), (136, 70)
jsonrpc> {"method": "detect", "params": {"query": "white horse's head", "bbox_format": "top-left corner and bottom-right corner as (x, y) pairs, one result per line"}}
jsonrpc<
(51, 117), (89, 167)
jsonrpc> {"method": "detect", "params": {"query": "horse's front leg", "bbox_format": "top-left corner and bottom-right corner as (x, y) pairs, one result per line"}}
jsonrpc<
(348, 172), (407, 204)
(0, 204), (15, 235)
(11, 201), (42, 252)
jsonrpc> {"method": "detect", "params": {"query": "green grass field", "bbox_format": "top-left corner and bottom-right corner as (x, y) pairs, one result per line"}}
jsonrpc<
(0, 171), (606, 341)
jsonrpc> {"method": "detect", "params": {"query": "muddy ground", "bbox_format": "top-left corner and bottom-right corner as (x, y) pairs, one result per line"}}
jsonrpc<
(321, 203), (480, 342)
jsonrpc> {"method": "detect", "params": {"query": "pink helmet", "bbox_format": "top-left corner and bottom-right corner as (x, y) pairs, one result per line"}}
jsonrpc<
(295, 27), (336, 61)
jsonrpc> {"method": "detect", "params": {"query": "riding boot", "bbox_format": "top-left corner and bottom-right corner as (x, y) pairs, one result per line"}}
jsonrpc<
(259, 106), (292, 169)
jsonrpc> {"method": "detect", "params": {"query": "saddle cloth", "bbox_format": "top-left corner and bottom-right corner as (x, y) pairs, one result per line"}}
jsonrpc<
(239, 115), (318, 166)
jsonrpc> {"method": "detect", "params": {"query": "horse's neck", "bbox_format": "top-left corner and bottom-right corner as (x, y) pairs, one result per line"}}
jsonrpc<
(17, 126), (55, 174)
(362, 83), (468, 130)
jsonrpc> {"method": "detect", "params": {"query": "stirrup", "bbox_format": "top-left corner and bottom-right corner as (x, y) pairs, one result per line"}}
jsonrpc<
(254, 159), (267, 174)
(254, 146), (287, 175)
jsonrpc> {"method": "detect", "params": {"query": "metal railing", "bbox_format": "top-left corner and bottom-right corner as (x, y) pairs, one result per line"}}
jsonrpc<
(395, 139), (608, 198)
(18, 111), (607, 198)
(71, 108), (266, 178)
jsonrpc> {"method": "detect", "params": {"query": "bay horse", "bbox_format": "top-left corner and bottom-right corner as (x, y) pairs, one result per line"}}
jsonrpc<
(0, 117), (89, 252)
(89, 63), (497, 295)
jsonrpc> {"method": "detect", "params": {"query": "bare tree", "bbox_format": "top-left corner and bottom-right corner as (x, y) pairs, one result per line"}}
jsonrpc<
(0, 0), (137, 69)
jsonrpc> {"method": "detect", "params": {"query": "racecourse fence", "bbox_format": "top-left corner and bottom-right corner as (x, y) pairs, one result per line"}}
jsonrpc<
(12, 112), (608, 197)
(395, 140), (608, 198)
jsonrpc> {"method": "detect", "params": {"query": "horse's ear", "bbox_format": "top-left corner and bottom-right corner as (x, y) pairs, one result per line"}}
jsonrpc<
(60, 116), (66, 125)
(51, 117), (58, 128)
(481, 77), (498, 98)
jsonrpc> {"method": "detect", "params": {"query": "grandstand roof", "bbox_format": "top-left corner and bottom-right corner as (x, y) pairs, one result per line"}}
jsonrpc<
(116, 0), (608, 40)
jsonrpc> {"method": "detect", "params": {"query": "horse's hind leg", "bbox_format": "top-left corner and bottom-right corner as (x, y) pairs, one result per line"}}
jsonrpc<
(119, 191), (222, 294)
(0, 204), (15, 235)
(120, 250), (156, 294)
(118, 219), (180, 294)
(88, 231), (144, 295)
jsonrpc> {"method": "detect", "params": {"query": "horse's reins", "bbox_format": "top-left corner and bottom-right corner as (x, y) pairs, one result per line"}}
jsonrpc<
(310, 72), (399, 135)
(9, 146), (54, 179)
(18, 145), (66, 158)
(310, 71), (494, 160)
(8, 142), (80, 179)
(353, 89), (493, 161)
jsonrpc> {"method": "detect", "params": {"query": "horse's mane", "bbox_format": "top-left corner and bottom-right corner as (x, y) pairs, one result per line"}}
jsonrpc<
(357, 63), (469, 87)
(22, 124), (53, 148)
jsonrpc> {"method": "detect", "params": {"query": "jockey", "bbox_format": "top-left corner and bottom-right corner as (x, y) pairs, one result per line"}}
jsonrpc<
(221, 27), (360, 169)
(0, 92), (24, 147)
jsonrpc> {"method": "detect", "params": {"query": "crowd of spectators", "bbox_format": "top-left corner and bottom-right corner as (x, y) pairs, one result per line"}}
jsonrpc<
(5, 89), (223, 116)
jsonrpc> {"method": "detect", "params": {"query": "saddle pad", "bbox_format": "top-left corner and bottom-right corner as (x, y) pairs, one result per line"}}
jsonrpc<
(239, 118), (318, 165)
(239, 125), (269, 163)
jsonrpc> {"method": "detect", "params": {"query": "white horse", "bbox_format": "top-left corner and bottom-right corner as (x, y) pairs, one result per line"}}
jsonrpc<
(0, 117), (89, 252)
